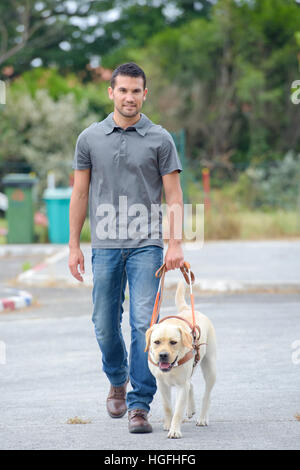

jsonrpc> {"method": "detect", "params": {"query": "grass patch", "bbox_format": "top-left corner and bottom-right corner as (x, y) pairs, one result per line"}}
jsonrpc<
(80, 218), (91, 242)
(0, 218), (7, 244)
(22, 261), (32, 271)
(204, 209), (300, 240)
(186, 188), (300, 240)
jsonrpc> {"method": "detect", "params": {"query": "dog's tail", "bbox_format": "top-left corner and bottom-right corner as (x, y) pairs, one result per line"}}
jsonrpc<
(175, 280), (189, 313)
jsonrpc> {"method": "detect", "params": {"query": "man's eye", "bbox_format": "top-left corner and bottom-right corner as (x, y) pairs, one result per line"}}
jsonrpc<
(154, 340), (160, 345)
(170, 341), (177, 345)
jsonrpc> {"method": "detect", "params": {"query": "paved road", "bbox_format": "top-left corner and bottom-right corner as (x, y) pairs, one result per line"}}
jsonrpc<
(0, 287), (299, 450)
(0, 241), (299, 450)
(14, 240), (300, 291)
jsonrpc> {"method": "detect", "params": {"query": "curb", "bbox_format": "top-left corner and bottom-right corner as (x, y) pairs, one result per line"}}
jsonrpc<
(0, 287), (33, 312)
(17, 247), (70, 285)
(15, 269), (300, 293)
(165, 279), (300, 294)
(12, 243), (300, 294)
(0, 244), (65, 257)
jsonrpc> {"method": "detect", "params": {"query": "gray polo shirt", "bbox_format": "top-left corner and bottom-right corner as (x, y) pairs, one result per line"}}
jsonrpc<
(73, 112), (182, 249)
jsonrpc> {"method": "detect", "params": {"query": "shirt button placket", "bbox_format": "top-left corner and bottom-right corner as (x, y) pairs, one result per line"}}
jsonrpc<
(120, 131), (126, 157)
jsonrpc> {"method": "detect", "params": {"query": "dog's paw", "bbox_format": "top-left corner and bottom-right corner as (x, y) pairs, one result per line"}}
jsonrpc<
(196, 417), (209, 426)
(163, 422), (171, 431)
(168, 428), (182, 439)
(187, 410), (196, 419)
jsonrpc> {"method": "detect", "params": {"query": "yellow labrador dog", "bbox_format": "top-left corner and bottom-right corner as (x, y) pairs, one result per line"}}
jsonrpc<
(145, 280), (216, 439)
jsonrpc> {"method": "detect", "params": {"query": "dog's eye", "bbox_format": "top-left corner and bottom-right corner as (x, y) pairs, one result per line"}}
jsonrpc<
(170, 341), (177, 345)
(154, 340), (161, 345)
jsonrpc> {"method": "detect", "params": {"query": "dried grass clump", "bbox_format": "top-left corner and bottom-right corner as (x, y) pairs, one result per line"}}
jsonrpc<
(66, 416), (91, 424)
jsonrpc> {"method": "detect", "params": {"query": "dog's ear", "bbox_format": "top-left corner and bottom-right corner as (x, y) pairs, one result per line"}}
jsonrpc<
(144, 325), (155, 352)
(180, 327), (193, 349)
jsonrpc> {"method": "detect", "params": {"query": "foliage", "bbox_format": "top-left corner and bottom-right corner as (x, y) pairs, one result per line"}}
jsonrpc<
(0, 84), (98, 200)
(0, 0), (213, 77)
(10, 67), (112, 115)
(1, 0), (300, 215)
(138, 0), (300, 175)
(231, 152), (300, 210)
(0, 0), (91, 73)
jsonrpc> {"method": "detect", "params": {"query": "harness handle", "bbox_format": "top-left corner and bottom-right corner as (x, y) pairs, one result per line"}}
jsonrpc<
(149, 261), (196, 331)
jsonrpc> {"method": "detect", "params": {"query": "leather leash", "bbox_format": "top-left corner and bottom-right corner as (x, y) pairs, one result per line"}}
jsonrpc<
(147, 261), (204, 369)
(149, 261), (196, 332)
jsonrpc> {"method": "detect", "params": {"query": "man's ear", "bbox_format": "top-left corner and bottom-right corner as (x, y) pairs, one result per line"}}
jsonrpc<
(108, 86), (114, 100)
(180, 327), (193, 349)
(144, 325), (155, 352)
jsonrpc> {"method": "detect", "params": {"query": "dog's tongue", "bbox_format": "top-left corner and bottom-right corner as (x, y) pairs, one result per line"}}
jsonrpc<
(159, 362), (170, 370)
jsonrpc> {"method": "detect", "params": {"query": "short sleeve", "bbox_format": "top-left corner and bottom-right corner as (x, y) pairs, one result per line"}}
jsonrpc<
(158, 130), (183, 176)
(72, 132), (92, 170)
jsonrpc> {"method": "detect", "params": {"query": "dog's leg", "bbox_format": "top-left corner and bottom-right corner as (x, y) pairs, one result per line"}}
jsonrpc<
(168, 383), (190, 438)
(157, 379), (173, 431)
(197, 355), (216, 426)
(187, 382), (196, 419)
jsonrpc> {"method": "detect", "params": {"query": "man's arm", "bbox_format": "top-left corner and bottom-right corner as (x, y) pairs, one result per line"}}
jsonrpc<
(162, 170), (184, 271)
(68, 169), (91, 282)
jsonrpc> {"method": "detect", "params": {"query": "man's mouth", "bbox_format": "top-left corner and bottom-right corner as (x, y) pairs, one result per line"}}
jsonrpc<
(158, 357), (178, 372)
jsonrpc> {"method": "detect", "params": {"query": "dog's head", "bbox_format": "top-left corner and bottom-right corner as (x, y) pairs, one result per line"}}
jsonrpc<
(145, 321), (193, 373)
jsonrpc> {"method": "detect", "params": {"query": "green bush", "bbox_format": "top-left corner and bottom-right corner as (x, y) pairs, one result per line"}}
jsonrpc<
(11, 67), (112, 116)
(231, 152), (300, 210)
(0, 83), (98, 202)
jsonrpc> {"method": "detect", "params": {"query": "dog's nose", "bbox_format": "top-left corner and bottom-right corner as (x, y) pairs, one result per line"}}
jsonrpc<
(159, 352), (169, 362)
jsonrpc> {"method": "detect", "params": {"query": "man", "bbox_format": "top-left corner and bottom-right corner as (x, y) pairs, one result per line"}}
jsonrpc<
(68, 62), (184, 433)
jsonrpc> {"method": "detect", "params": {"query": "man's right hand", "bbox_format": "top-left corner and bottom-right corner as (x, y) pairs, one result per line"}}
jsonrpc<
(68, 247), (85, 282)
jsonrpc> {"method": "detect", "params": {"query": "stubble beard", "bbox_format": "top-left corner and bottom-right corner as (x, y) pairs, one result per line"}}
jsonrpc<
(117, 104), (141, 118)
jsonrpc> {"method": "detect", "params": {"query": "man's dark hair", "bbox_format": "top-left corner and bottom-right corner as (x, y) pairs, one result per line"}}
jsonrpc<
(110, 62), (146, 89)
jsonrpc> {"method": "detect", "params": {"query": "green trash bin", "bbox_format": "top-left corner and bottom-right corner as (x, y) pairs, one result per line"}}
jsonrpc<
(43, 187), (73, 244)
(2, 173), (37, 244)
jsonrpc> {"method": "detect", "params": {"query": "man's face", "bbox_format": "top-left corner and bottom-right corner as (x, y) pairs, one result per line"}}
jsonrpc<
(108, 75), (147, 119)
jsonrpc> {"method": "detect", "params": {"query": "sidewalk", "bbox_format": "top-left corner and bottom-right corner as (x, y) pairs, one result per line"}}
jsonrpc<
(12, 239), (300, 293)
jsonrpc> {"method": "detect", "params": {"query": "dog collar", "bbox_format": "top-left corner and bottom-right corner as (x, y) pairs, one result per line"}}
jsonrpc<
(148, 350), (195, 369)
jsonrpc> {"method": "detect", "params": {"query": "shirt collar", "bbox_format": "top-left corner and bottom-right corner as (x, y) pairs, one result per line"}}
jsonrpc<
(102, 112), (151, 137)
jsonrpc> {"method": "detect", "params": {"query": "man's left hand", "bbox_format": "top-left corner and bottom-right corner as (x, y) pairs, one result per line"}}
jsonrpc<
(164, 242), (184, 271)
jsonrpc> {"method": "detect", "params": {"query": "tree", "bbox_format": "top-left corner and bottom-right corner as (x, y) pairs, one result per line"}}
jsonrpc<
(0, 83), (98, 199)
(171, 0), (215, 24)
(0, 0), (113, 77)
(0, 0), (215, 78)
(139, 0), (300, 175)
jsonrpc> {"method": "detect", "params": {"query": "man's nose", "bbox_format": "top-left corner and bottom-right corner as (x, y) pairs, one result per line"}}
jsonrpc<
(124, 93), (135, 101)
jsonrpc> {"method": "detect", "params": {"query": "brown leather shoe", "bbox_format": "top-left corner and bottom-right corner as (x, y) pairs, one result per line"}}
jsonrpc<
(128, 409), (153, 433)
(106, 380), (128, 418)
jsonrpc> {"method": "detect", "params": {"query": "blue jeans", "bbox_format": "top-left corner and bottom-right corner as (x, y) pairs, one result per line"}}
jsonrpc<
(91, 245), (163, 412)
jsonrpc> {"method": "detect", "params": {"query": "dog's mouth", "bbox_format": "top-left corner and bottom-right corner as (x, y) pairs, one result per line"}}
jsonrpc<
(158, 356), (178, 372)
